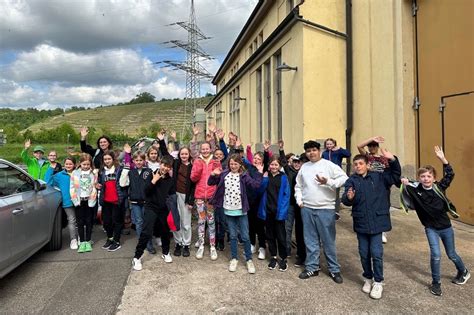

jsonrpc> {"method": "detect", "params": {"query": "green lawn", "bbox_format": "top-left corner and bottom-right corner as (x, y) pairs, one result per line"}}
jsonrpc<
(0, 143), (80, 164)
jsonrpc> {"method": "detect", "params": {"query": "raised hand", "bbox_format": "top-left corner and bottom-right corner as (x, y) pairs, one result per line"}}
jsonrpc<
(434, 146), (448, 164)
(401, 178), (410, 185)
(216, 129), (225, 140)
(211, 167), (222, 176)
(123, 143), (131, 154)
(170, 131), (177, 140)
(192, 126), (200, 136)
(235, 137), (242, 147)
(256, 164), (264, 174)
(332, 146), (340, 151)
(80, 127), (89, 140)
(278, 139), (284, 149)
(263, 140), (271, 151)
(152, 170), (162, 184)
(380, 148), (395, 161)
(346, 187), (355, 200)
(373, 136), (385, 144)
(208, 122), (216, 134)
(156, 130), (165, 141)
(205, 133), (213, 142)
(24, 139), (31, 149)
(315, 174), (328, 185)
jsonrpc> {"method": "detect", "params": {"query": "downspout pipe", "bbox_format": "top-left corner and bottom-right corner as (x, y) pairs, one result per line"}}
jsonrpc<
(345, 0), (353, 174)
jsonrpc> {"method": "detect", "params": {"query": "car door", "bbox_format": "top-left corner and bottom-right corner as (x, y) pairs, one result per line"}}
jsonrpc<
(0, 198), (12, 274)
(0, 162), (49, 262)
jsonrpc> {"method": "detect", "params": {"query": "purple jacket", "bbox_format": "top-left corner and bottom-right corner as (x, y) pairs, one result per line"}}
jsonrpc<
(208, 170), (262, 213)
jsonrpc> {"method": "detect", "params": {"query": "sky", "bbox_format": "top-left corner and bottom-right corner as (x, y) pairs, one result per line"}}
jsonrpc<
(0, 0), (258, 109)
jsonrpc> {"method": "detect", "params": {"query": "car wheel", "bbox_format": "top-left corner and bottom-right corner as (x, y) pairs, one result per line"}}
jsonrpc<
(46, 208), (63, 251)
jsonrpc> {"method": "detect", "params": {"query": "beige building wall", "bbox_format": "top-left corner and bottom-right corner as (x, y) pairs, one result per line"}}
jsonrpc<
(352, 0), (416, 175)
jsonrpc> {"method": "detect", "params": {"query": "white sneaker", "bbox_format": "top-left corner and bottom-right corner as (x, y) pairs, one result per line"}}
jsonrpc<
(132, 258), (142, 271)
(162, 253), (173, 263)
(382, 232), (387, 244)
(247, 260), (256, 274)
(196, 246), (204, 259)
(70, 239), (78, 250)
(251, 244), (256, 254)
(210, 246), (218, 261)
(362, 279), (372, 294)
(229, 259), (238, 272)
(258, 247), (266, 260)
(194, 239), (201, 248)
(370, 282), (384, 299)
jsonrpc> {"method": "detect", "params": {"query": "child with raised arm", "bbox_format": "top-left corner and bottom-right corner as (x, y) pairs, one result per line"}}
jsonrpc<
(342, 149), (401, 300)
(400, 146), (469, 296)
(70, 153), (97, 253)
(208, 154), (263, 273)
(21, 139), (50, 180)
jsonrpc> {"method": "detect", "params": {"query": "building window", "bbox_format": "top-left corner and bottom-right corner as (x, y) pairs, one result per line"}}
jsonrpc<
(264, 60), (271, 141)
(256, 67), (263, 142)
(229, 86), (240, 136)
(216, 101), (223, 129)
(274, 51), (282, 140)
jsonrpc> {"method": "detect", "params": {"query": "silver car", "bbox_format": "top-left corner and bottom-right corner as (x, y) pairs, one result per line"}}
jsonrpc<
(0, 159), (63, 278)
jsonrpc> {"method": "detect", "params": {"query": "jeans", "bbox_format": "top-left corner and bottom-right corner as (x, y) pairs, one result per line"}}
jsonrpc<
(265, 212), (287, 259)
(173, 192), (192, 246)
(357, 232), (384, 282)
(425, 226), (466, 283)
(226, 214), (252, 261)
(196, 199), (216, 246)
(102, 202), (124, 243)
(215, 207), (228, 242)
(130, 203), (154, 251)
(301, 207), (340, 273)
(75, 201), (93, 242)
(134, 206), (170, 259)
(285, 205), (295, 256)
(64, 207), (78, 241)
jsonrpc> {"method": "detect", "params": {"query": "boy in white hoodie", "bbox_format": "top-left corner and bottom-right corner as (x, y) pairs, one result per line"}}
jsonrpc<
(295, 140), (348, 283)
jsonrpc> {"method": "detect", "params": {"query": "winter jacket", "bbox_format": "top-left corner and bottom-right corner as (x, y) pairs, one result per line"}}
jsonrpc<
(322, 148), (351, 167)
(98, 165), (127, 206)
(208, 170), (263, 213)
(341, 158), (401, 234)
(258, 172), (290, 221)
(45, 168), (73, 208)
(70, 169), (97, 207)
(190, 155), (221, 200)
(21, 149), (50, 180)
(144, 171), (176, 211)
(119, 167), (152, 203)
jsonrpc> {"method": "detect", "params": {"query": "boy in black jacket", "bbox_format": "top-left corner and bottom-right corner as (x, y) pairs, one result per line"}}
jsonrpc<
(401, 146), (470, 296)
(132, 156), (176, 271)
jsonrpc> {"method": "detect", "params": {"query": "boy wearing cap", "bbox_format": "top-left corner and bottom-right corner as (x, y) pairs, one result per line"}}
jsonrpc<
(21, 139), (50, 180)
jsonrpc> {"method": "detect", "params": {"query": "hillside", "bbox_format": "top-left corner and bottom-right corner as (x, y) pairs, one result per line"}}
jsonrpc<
(26, 97), (212, 136)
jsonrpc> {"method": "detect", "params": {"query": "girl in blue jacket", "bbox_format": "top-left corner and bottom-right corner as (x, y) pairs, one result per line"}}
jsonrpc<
(45, 157), (78, 250)
(258, 156), (290, 272)
(342, 150), (401, 300)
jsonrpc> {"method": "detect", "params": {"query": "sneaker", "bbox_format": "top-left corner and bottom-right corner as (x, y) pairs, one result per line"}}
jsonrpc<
(132, 258), (142, 271)
(294, 258), (305, 268)
(70, 239), (78, 250)
(452, 269), (471, 285)
(196, 246), (204, 259)
(102, 238), (114, 250)
(247, 260), (256, 274)
(335, 212), (341, 221)
(251, 244), (256, 254)
(162, 253), (173, 263)
(174, 244), (182, 257)
(299, 269), (319, 279)
(370, 282), (383, 299)
(77, 241), (86, 253)
(430, 282), (442, 296)
(84, 241), (93, 252)
(258, 247), (266, 260)
(278, 259), (288, 272)
(182, 246), (190, 257)
(228, 259), (238, 272)
(329, 272), (344, 284)
(194, 239), (201, 248)
(268, 257), (278, 270)
(362, 279), (373, 294)
(382, 232), (388, 244)
(108, 241), (121, 252)
(210, 246), (218, 261)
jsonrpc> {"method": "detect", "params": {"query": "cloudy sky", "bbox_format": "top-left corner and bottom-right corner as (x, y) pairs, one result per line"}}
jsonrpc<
(0, 0), (258, 109)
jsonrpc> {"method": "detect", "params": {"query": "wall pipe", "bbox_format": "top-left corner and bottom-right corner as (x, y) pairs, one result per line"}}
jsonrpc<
(345, 0), (353, 174)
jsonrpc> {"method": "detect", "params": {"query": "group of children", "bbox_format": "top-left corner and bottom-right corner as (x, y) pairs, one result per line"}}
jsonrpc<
(20, 126), (470, 300)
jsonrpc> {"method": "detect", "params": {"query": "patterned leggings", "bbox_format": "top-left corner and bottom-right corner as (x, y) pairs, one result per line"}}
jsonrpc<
(196, 199), (216, 246)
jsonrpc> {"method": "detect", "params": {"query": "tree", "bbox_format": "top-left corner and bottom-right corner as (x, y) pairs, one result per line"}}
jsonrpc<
(129, 92), (156, 104)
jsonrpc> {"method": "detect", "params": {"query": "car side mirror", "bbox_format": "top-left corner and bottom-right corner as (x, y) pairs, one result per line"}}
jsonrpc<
(35, 180), (47, 191)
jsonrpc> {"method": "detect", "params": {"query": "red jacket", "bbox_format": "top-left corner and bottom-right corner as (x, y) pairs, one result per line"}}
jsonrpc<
(190, 155), (221, 200)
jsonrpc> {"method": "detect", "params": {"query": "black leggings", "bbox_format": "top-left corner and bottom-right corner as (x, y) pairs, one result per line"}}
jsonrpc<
(75, 200), (94, 242)
(102, 202), (124, 242)
(248, 200), (266, 248)
(265, 213), (287, 260)
(135, 206), (170, 258)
